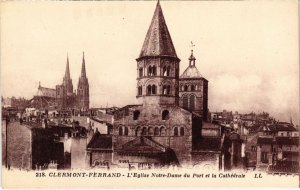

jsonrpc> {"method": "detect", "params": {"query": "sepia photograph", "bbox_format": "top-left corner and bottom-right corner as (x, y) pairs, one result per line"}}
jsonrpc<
(0, 0), (299, 188)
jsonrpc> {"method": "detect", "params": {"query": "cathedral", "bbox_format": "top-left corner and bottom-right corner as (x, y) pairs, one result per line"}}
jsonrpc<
(87, 1), (223, 170)
(32, 52), (90, 111)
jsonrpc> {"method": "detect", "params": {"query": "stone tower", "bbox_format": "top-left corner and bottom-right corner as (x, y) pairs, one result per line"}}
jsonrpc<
(179, 50), (208, 120)
(62, 55), (74, 96)
(77, 52), (90, 110)
(136, 1), (180, 106)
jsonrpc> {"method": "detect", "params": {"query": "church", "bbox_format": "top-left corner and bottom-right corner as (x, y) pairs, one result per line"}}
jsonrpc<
(31, 52), (90, 111)
(87, 1), (224, 170)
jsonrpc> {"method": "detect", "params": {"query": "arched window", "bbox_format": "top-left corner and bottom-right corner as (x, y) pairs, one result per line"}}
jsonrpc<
(163, 85), (167, 95)
(147, 85), (152, 95)
(148, 66), (153, 76)
(167, 85), (171, 95)
(119, 126), (123, 136)
(183, 95), (188, 109)
(180, 127), (184, 136)
(139, 68), (143, 78)
(135, 126), (141, 136)
(162, 110), (169, 120)
(174, 127), (178, 136)
(167, 66), (171, 76)
(191, 85), (195, 91)
(189, 95), (195, 110)
(152, 66), (157, 76)
(154, 127), (160, 136)
(148, 127), (154, 136)
(181, 85), (184, 91)
(141, 127), (147, 136)
(160, 127), (166, 136)
(138, 86), (142, 96)
(124, 127), (129, 136)
(195, 85), (198, 91)
(133, 110), (140, 120)
(184, 85), (188, 91)
(151, 85), (157, 94)
(163, 66), (167, 76)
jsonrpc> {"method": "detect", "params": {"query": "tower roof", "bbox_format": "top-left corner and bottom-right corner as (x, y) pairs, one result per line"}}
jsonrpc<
(81, 52), (86, 78)
(180, 51), (203, 79)
(64, 55), (71, 79)
(139, 1), (177, 58)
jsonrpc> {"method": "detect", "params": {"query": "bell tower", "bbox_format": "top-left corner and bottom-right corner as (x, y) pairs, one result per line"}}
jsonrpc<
(136, 1), (180, 106)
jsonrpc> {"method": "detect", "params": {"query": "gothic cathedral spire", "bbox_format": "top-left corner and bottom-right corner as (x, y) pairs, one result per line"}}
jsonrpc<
(63, 54), (73, 95)
(77, 52), (90, 110)
(81, 52), (87, 78)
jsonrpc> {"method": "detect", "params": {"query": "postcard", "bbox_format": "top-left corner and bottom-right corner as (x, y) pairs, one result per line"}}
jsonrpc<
(1, 0), (299, 188)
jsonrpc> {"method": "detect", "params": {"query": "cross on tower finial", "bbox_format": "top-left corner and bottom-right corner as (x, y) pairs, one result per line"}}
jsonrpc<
(189, 41), (196, 66)
(190, 41), (195, 54)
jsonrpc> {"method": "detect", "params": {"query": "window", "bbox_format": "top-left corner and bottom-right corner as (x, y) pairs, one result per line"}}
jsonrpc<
(119, 126), (123, 136)
(181, 85), (184, 91)
(148, 127), (154, 136)
(148, 65), (156, 76)
(251, 146), (257, 151)
(167, 86), (171, 94)
(166, 66), (170, 76)
(163, 85), (171, 95)
(261, 152), (268, 163)
(151, 85), (157, 94)
(147, 85), (152, 95)
(184, 85), (188, 91)
(191, 85), (195, 91)
(133, 110), (140, 120)
(160, 127), (166, 136)
(139, 68), (143, 78)
(142, 127), (147, 136)
(153, 66), (157, 76)
(138, 86), (142, 96)
(180, 127), (184, 136)
(183, 95), (188, 109)
(195, 85), (198, 91)
(163, 85), (167, 95)
(135, 127), (141, 136)
(189, 95), (195, 110)
(162, 110), (169, 120)
(148, 66), (152, 76)
(163, 66), (167, 76)
(174, 127), (178, 136)
(124, 127), (129, 136)
(154, 127), (159, 136)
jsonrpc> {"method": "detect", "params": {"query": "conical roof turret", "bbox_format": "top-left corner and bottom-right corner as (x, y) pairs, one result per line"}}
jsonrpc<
(139, 1), (177, 59)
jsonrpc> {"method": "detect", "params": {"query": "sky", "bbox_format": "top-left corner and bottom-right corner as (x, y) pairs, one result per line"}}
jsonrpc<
(1, 1), (299, 124)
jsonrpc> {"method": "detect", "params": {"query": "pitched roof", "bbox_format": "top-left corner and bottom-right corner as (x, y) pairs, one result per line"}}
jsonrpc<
(87, 131), (112, 150)
(117, 137), (166, 154)
(180, 65), (203, 78)
(138, 1), (177, 58)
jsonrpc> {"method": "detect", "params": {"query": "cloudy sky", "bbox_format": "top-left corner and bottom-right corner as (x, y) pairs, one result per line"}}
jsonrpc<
(1, 1), (299, 124)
